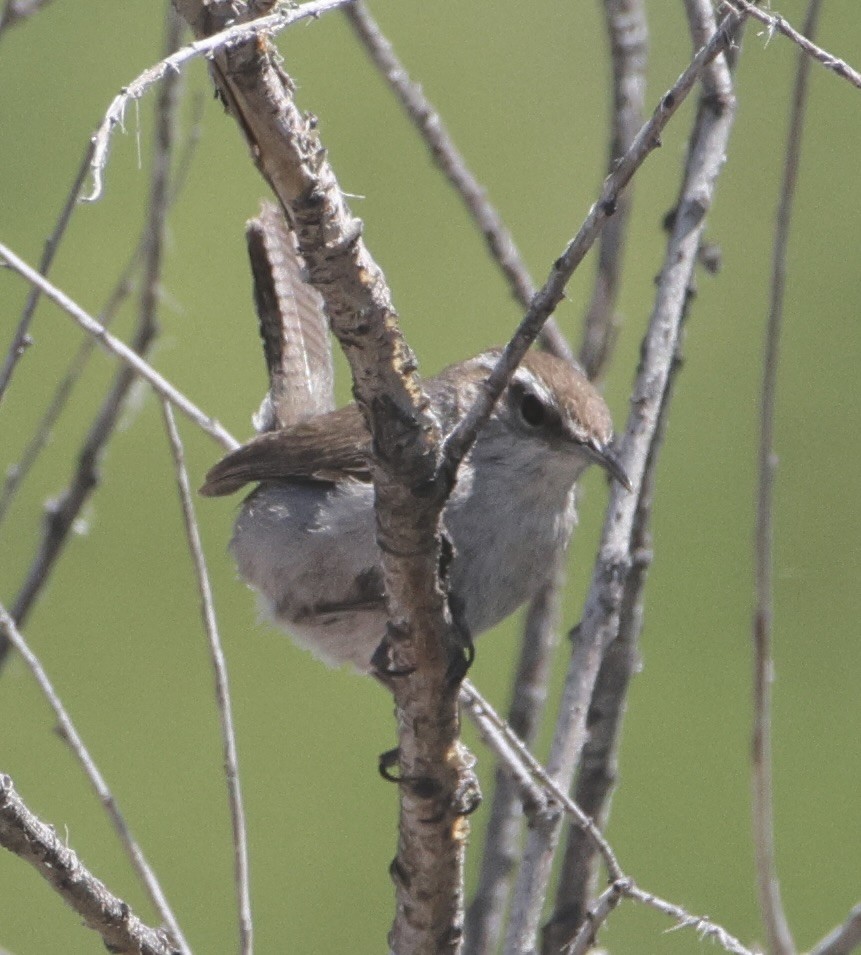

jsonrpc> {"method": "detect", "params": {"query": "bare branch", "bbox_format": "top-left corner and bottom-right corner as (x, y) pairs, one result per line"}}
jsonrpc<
(464, 551), (566, 955)
(161, 402), (253, 955)
(343, 0), (572, 364)
(0, 606), (190, 953)
(0, 775), (179, 955)
(505, 10), (740, 950)
(0, 255), (136, 530)
(439, 3), (745, 487)
(171, 1), (475, 947)
(0, 244), (237, 450)
(0, 86), (204, 531)
(726, 0), (861, 90)
(0, 142), (93, 404)
(810, 904), (861, 955)
(461, 682), (756, 955)
(752, 3), (822, 954)
(579, 0), (648, 381)
(84, 0), (356, 202)
(460, 680), (622, 883)
(564, 880), (626, 955)
(1, 7), (196, 668)
(623, 883), (759, 955)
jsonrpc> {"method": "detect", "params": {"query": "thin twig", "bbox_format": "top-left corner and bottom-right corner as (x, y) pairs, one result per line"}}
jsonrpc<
(460, 680), (622, 883)
(439, 4), (745, 487)
(161, 402), (252, 955)
(461, 684), (550, 819)
(725, 0), (861, 90)
(564, 880), (627, 955)
(752, 4), (822, 954)
(0, 606), (191, 953)
(467, 7), (646, 941)
(809, 903), (861, 955)
(1, 6), (196, 667)
(0, 775), (178, 955)
(542, 3), (648, 943)
(579, 0), (648, 382)
(343, 0), (572, 364)
(0, 244), (237, 450)
(504, 10), (740, 950)
(0, 141), (94, 404)
(464, 551), (566, 955)
(460, 682), (757, 955)
(623, 883), (758, 955)
(0, 89), (204, 531)
(84, 0), (356, 202)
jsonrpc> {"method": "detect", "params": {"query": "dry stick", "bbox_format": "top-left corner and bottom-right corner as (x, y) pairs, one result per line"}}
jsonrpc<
(0, 140), (94, 404)
(0, 6), (192, 669)
(161, 402), (252, 955)
(548, 0), (742, 945)
(472, 0), (647, 941)
(753, 3), (822, 954)
(545, 323), (669, 950)
(544, 218), (683, 955)
(460, 682), (756, 955)
(343, 0), (572, 365)
(340, 8), (575, 952)
(84, 0), (356, 203)
(579, 0), (648, 383)
(0, 90), (204, 532)
(337, 38), (579, 945)
(726, 0), (861, 91)
(170, 2), (476, 951)
(464, 550), (567, 955)
(503, 12), (741, 953)
(623, 883), (756, 955)
(0, 246), (237, 450)
(439, 4), (745, 486)
(565, 880), (626, 955)
(0, 263), (135, 528)
(0, 775), (178, 955)
(541, 2), (648, 946)
(0, 606), (191, 954)
(809, 904), (861, 955)
(461, 680), (622, 882)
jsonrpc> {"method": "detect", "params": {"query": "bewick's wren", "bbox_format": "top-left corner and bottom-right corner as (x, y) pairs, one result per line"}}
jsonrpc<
(201, 348), (629, 672)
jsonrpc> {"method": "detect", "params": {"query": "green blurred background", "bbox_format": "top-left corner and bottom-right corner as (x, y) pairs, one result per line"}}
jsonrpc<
(1, 1), (859, 952)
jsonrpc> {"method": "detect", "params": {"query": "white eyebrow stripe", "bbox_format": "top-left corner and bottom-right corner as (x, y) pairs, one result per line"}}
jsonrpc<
(512, 365), (554, 409)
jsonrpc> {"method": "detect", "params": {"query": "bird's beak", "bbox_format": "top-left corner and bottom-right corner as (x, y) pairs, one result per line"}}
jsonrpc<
(588, 440), (633, 492)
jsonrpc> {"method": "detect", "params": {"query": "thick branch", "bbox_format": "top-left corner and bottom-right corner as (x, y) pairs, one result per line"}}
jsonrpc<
(171, 1), (474, 949)
(0, 776), (178, 955)
(0, 605), (189, 952)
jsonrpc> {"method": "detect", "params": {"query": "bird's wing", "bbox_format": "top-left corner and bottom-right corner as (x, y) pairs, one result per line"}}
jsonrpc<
(200, 404), (371, 496)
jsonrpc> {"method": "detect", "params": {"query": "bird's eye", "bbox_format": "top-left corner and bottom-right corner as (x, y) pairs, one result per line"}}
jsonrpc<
(519, 391), (546, 428)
